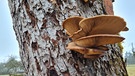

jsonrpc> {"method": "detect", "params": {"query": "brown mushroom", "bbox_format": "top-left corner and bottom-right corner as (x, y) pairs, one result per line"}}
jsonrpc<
(69, 28), (86, 40)
(66, 42), (105, 55)
(122, 27), (129, 31)
(62, 16), (84, 36)
(75, 34), (125, 47)
(79, 15), (126, 35)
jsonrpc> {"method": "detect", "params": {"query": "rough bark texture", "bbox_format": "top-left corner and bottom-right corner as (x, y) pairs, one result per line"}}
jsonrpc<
(8, 0), (128, 76)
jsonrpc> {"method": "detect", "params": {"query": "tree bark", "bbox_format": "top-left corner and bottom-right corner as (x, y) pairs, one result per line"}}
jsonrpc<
(8, 0), (128, 76)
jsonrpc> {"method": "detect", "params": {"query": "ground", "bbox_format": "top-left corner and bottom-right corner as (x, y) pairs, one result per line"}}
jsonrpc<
(127, 64), (135, 76)
(0, 65), (135, 76)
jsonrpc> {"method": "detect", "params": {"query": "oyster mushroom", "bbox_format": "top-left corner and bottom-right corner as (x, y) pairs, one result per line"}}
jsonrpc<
(79, 15), (126, 35)
(62, 16), (84, 36)
(66, 42), (106, 55)
(75, 34), (125, 47)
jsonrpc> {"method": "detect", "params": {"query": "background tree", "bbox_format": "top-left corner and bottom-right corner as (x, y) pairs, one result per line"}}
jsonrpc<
(0, 62), (7, 75)
(125, 52), (135, 65)
(8, 0), (128, 76)
(5, 56), (20, 74)
(131, 43), (135, 57)
(0, 55), (24, 75)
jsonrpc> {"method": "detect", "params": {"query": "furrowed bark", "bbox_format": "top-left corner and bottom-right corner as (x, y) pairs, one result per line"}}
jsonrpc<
(8, 0), (128, 76)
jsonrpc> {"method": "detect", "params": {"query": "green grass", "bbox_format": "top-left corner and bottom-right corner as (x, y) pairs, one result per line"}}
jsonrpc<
(127, 64), (135, 76)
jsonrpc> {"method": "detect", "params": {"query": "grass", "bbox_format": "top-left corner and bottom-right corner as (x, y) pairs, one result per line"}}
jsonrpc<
(127, 64), (135, 76)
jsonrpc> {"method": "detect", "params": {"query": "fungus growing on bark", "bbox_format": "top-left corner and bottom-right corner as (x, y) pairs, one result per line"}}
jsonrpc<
(62, 15), (127, 59)
(67, 42), (106, 58)
(62, 16), (83, 36)
(75, 34), (124, 48)
(79, 15), (126, 35)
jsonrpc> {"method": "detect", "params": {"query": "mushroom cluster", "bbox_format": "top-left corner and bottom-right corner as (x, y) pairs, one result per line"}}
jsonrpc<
(62, 15), (128, 58)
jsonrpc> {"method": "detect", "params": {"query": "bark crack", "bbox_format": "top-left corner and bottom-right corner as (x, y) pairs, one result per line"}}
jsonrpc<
(23, 0), (37, 27)
(34, 57), (42, 72)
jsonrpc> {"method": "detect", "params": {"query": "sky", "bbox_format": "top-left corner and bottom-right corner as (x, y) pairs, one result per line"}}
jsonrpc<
(113, 0), (135, 54)
(0, 0), (20, 62)
(0, 0), (135, 62)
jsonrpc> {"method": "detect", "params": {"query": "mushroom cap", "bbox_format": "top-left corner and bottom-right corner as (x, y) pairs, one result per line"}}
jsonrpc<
(66, 42), (85, 54)
(62, 16), (84, 36)
(122, 27), (129, 31)
(75, 34), (125, 47)
(67, 42), (105, 55)
(70, 28), (86, 40)
(79, 15), (126, 35)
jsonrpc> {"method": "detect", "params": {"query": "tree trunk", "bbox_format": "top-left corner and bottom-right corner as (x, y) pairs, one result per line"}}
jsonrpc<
(8, 0), (128, 76)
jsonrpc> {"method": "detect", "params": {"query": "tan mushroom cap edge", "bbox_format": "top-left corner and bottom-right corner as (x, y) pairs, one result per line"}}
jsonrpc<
(62, 16), (84, 36)
(75, 34), (125, 48)
(69, 28), (86, 40)
(79, 15), (126, 35)
(66, 42), (105, 55)
(122, 27), (129, 31)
